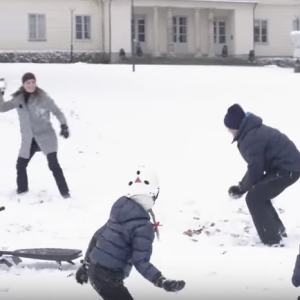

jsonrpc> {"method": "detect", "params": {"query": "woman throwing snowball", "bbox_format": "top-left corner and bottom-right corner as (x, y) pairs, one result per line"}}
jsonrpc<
(0, 72), (70, 198)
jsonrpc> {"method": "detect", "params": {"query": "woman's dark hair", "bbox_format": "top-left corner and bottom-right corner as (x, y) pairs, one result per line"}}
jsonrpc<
(11, 86), (46, 97)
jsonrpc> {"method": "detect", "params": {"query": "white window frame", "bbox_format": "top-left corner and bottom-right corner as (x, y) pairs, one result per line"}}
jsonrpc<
(172, 16), (188, 44)
(75, 15), (91, 40)
(213, 20), (227, 44)
(254, 19), (268, 44)
(131, 15), (146, 43)
(293, 18), (300, 31)
(28, 13), (46, 41)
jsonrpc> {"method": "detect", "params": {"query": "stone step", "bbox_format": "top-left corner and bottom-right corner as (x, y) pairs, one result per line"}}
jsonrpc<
(118, 56), (260, 66)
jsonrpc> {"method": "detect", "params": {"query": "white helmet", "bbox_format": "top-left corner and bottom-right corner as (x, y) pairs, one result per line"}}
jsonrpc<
(125, 165), (160, 202)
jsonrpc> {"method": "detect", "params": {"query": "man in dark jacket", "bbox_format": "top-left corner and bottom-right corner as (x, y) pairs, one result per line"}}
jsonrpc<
(75, 166), (185, 300)
(224, 104), (300, 246)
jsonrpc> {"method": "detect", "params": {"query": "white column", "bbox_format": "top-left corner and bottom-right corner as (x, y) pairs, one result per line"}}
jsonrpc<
(167, 7), (175, 56)
(194, 8), (202, 57)
(208, 9), (215, 57)
(153, 7), (160, 56)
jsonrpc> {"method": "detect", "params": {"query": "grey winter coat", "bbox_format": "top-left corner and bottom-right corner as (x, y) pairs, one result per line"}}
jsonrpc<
(0, 90), (67, 159)
(234, 112), (300, 192)
(85, 196), (161, 283)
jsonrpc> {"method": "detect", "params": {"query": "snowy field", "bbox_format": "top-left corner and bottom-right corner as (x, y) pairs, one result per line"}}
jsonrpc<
(0, 63), (300, 299)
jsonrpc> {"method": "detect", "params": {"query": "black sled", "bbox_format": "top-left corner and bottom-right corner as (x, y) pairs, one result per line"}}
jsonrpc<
(0, 206), (82, 270)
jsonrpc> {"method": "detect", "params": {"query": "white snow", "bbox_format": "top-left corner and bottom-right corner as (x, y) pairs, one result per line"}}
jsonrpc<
(0, 63), (300, 299)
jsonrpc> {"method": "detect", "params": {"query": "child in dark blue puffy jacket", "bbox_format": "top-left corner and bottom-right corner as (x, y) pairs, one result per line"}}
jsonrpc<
(75, 166), (185, 300)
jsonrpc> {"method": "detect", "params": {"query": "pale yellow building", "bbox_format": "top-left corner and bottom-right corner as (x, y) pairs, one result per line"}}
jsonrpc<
(0, 0), (298, 62)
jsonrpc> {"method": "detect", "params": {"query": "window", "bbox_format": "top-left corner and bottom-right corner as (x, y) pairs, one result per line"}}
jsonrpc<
(28, 14), (46, 41)
(293, 18), (300, 31)
(254, 20), (268, 44)
(173, 16), (187, 43)
(214, 21), (226, 44)
(75, 15), (91, 40)
(131, 17), (145, 42)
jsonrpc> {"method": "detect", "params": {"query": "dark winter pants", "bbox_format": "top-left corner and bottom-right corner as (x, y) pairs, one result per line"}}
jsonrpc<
(16, 139), (69, 196)
(88, 263), (134, 300)
(246, 170), (300, 245)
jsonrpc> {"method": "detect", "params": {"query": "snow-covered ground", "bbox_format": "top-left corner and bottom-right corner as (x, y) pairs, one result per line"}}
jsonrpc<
(0, 63), (300, 299)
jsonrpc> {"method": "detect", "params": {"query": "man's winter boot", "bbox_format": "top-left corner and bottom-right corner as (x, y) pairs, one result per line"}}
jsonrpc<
(62, 192), (71, 199)
(16, 189), (28, 195)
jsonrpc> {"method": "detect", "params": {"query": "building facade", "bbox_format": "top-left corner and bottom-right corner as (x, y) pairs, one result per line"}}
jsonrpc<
(0, 0), (298, 62)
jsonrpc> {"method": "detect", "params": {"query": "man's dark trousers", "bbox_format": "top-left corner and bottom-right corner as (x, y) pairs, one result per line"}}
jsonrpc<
(245, 170), (300, 245)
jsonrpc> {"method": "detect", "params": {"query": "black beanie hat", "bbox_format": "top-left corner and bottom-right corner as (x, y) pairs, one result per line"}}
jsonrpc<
(22, 72), (36, 84)
(224, 104), (245, 130)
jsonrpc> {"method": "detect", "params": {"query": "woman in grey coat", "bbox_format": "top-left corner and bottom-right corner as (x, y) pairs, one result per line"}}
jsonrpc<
(0, 72), (70, 198)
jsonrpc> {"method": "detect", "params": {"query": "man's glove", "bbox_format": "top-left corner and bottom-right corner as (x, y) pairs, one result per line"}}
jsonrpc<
(153, 273), (185, 292)
(292, 255), (300, 287)
(75, 260), (89, 285)
(0, 78), (6, 96)
(228, 184), (246, 199)
(60, 124), (69, 139)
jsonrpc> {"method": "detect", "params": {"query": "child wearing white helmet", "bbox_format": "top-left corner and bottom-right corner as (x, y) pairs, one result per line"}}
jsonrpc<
(75, 165), (185, 299)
